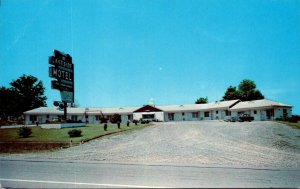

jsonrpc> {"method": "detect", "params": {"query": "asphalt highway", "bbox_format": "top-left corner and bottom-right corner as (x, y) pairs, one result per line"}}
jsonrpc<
(1, 159), (300, 188)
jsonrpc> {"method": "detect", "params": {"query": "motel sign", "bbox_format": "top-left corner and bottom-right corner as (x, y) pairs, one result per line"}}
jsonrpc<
(49, 50), (74, 103)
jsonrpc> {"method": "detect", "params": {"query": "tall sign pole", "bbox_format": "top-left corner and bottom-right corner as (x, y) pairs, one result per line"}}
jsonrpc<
(49, 50), (74, 120)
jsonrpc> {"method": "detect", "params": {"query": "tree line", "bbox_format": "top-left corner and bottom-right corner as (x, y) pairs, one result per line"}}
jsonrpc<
(195, 79), (264, 104)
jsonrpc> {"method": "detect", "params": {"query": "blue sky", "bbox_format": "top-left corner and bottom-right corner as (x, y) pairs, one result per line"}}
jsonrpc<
(1, 0), (300, 114)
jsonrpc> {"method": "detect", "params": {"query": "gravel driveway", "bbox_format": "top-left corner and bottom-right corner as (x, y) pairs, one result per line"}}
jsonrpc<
(2, 121), (300, 168)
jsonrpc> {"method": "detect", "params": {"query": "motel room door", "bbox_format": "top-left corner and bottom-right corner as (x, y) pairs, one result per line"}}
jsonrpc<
(168, 113), (174, 121)
(266, 109), (274, 120)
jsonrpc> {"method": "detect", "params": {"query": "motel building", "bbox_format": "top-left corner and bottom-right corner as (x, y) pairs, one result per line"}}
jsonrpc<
(24, 99), (292, 125)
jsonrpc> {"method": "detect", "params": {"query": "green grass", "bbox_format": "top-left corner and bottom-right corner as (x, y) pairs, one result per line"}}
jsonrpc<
(0, 123), (149, 143)
(277, 121), (300, 129)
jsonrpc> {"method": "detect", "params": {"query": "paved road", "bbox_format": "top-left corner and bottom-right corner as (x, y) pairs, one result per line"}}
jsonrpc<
(1, 159), (300, 188)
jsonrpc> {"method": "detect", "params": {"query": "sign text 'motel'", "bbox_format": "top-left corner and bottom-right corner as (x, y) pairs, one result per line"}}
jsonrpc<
(48, 50), (74, 103)
(49, 67), (73, 84)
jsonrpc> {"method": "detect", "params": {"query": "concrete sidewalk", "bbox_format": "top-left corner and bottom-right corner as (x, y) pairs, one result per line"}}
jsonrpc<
(0, 124), (36, 129)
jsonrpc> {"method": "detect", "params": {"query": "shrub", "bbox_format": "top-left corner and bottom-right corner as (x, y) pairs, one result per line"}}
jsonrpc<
(18, 127), (32, 138)
(133, 120), (138, 125)
(110, 114), (121, 124)
(140, 119), (150, 124)
(16, 119), (24, 125)
(100, 116), (108, 124)
(68, 129), (82, 137)
(66, 119), (73, 123)
(291, 115), (300, 121)
(288, 116), (298, 123)
(0, 120), (9, 126)
(276, 115), (299, 123)
(104, 123), (107, 131)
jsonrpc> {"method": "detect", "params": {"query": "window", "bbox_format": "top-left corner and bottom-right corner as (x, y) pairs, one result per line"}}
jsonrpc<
(216, 111), (218, 114)
(127, 115), (133, 121)
(225, 110), (231, 116)
(204, 112), (209, 117)
(254, 110), (257, 114)
(95, 115), (100, 121)
(192, 112), (199, 118)
(46, 115), (49, 119)
(168, 113), (174, 121)
(71, 115), (77, 121)
(142, 114), (155, 119)
(30, 115), (37, 122)
(182, 113), (185, 116)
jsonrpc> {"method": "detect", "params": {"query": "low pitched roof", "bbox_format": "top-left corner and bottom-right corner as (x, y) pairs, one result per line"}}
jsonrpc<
(24, 107), (86, 115)
(24, 100), (241, 115)
(157, 99), (240, 112)
(24, 106), (139, 115)
(230, 99), (292, 111)
(86, 107), (139, 114)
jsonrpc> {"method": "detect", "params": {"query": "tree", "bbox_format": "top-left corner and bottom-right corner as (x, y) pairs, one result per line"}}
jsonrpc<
(195, 97), (208, 104)
(222, 86), (241, 101)
(0, 87), (19, 119)
(238, 79), (264, 101)
(110, 113), (122, 129)
(110, 113), (121, 124)
(0, 75), (47, 119)
(100, 116), (108, 124)
(222, 79), (264, 101)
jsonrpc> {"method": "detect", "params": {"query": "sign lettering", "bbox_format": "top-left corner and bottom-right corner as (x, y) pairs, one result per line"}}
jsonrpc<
(49, 67), (73, 82)
(49, 50), (74, 103)
(49, 56), (73, 69)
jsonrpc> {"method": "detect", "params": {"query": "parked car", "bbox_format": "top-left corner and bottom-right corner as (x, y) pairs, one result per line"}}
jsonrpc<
(238, 114), (254, 122)
(225, 117), (239, 122)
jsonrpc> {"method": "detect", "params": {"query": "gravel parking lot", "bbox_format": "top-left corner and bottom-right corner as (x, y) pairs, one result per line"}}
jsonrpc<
(2, 121), (300, 168)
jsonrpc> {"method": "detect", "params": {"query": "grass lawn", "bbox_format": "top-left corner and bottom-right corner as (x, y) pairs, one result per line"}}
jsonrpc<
(0, 123), (149, 143)
(278, 121), (300, 129)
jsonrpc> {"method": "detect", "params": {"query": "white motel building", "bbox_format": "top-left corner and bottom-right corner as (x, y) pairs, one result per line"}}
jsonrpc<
(24, 99), (292, 125)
